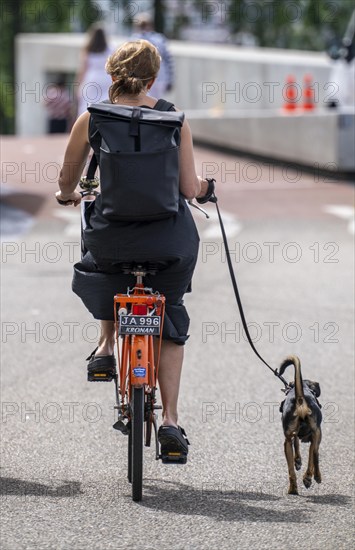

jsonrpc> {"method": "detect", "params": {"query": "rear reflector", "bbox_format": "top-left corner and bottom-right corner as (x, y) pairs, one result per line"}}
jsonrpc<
(132, 304), (148, 315)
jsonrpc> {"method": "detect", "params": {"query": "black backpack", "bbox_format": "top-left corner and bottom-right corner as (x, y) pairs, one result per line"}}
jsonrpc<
(87, 100), (185, 222)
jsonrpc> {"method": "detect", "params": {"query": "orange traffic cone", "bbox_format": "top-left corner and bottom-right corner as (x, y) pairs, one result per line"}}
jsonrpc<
(303, 74), (315, 111)
(283, 75), (299, 112)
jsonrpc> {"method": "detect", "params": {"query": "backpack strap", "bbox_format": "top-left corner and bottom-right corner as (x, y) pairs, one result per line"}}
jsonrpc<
(86, 151), (98, 181)
(87, 116), (100, 179)
(154, 99), (176, 112)
(130, 107), (141, 151)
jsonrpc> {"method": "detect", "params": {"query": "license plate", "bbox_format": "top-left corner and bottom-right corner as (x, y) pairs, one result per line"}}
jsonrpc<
(118, 315), (161, 336)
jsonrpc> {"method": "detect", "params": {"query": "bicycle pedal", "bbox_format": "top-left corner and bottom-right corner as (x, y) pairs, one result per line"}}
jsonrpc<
(112, 419), (131, 435)
(160, 452), (187, 465)
(87, 370), (115, 382)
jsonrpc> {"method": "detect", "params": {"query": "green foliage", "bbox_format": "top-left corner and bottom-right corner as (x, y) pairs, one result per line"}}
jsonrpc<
(0, 0), (101, 134)
(154, 0), (166, 34)
(75, 0), (103, 31)
(191, 0), (353, 49)
(1, 0), (354, 134)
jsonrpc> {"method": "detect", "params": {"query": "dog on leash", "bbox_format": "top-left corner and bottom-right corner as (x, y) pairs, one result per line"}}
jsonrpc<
(278, 355), (322, 495)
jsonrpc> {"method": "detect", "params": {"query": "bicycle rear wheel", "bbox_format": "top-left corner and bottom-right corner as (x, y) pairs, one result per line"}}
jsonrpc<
(128, 429), (132, 483)
(131, 386), (144, 501)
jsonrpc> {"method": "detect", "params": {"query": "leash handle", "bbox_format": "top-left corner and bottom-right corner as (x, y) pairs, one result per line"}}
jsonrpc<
(211, 191), (289, 389)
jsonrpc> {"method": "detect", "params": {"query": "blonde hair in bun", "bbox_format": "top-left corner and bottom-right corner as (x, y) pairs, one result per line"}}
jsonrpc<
(105, 40), (161, 101)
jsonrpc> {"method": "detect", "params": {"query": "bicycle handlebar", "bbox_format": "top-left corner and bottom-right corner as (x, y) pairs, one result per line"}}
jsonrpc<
(57, 177), (217, 212)
(56, 189), (99, 205)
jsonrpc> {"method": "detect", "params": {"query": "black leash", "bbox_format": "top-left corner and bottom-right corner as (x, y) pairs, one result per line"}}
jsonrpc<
(196, 181), (289, 390)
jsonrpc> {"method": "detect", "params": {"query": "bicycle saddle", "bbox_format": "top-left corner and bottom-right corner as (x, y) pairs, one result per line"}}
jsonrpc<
(119, 262), (169, 276)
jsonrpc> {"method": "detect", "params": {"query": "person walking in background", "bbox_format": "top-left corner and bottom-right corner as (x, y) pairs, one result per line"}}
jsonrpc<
(76, 23), (113, 116)
(43, 74), (72, 134)
(132, 13), (174, 97)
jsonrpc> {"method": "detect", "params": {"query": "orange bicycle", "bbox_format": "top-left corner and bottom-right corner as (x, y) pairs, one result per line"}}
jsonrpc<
(114, 262), (171, 502)
(88, 262), (189, 501)
(79, 180), (193, 502)
(102, 263), (188, 501)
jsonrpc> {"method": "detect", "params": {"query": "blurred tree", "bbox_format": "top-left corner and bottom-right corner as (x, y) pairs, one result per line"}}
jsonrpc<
(192, 0), (354, 49)
(120, 0), (166, 33)
(0, 0), (100, 134)
(2, 0), (353, 134)
(251, 0), (354, 50)
(154, 0), (165, 34)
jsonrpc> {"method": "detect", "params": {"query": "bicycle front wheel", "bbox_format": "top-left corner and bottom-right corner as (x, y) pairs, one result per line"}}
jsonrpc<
(131, 386), (144, 502)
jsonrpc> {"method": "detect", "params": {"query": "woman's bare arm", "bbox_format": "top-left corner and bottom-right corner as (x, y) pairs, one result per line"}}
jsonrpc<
(56, 112), (91, 205)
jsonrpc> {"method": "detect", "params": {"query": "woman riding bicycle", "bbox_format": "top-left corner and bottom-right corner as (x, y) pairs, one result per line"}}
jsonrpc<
(55, 40), (210, 460)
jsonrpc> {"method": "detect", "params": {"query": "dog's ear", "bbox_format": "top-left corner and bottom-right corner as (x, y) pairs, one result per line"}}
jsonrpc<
(305, 380), (321, 397)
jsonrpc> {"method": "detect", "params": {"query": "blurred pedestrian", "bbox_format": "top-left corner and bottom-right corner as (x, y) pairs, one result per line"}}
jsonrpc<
(76, 23), (112, 116)
(326, 9), (355, 109)
(132, 13), (174, 97)
(43, 74), (71, 134)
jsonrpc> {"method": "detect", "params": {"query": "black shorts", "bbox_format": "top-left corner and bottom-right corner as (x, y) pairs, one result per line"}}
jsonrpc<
(72, 252), (196, 345)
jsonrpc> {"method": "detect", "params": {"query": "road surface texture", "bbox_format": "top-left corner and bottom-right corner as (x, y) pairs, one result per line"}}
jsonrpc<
(1, 136), (354, 550)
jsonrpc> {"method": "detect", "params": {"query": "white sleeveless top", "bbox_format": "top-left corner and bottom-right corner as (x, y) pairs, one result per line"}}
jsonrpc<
(77, 49), (112, 116)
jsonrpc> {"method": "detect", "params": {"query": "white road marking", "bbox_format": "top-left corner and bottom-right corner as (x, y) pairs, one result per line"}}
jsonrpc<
(53, 208), (81, 237)
(199, 209), (242, 239)
(53, 209), (80, 221)
(323, 205), (354, 235)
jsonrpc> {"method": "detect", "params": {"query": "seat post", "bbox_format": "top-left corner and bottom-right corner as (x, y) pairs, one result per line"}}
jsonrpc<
(132, 266), (147, 286)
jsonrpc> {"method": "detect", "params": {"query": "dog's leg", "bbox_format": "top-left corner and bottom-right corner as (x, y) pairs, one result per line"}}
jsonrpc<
(285, 437), (298, 494)
(313, 428), (322, 484)
(293, 436), (302, 471)
(303, 438), (315, 489)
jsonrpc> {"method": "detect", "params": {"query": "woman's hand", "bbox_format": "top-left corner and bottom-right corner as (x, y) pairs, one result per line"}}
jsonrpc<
(196, 178), (216, 204)
(196, 177), (209, 199)
(55, 190), (82, 206)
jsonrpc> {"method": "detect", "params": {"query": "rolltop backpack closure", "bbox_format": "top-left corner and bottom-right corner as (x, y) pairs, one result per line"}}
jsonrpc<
(87, 102), (185, 222)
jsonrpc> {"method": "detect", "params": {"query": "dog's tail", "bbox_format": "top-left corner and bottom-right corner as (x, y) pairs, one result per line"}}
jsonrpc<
(279, 355), (311, 418)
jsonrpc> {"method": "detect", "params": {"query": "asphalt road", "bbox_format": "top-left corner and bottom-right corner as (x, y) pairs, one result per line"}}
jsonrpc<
(1, 137), (354, 549)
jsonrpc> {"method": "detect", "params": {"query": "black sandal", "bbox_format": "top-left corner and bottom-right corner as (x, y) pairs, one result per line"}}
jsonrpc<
(158, 425), (190, 464)
(87, 348), (116, 382)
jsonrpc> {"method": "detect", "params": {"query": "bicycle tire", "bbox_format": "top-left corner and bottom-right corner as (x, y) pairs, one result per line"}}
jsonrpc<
(145, 413), (152, 447)
(131, 386), (144, 501)
(128, 428), (132, 483)
(145, 392), (153, 447)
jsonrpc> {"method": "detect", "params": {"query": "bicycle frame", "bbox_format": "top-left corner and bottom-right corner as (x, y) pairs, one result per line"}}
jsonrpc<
(114, 271), (165, 424)
(112, 272), (166, 501)
(114, 286), (165, 410)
